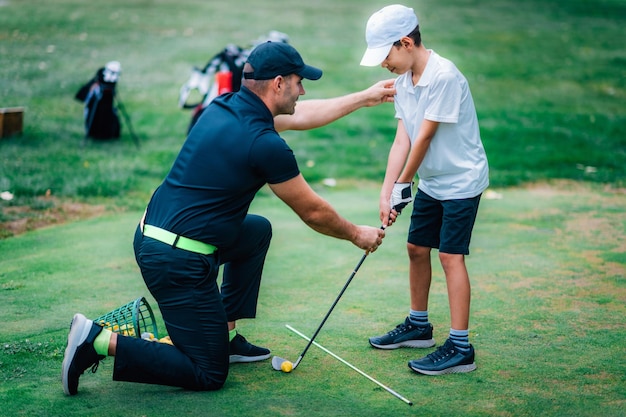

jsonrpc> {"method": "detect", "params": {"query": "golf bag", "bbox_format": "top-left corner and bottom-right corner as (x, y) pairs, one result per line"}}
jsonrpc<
(75, 61), (121, 140)
(178, 31), (289, 133)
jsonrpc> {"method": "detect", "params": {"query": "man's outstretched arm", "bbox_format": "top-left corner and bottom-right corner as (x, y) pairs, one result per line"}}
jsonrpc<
(274, 79), (395, 132)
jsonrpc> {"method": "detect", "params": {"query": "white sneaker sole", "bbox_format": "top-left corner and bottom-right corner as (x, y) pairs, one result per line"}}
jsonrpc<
(229, 353), (271, 363)
(370, 338), (436, 350)
(409, 362), (477, 375)
(61, 314), (92, 395)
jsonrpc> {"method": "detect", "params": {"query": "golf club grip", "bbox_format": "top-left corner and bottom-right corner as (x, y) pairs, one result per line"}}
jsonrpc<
(297, 251), (369, 360)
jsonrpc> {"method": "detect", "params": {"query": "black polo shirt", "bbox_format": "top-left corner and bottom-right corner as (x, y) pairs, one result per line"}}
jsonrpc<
(144, 86), (300, 248)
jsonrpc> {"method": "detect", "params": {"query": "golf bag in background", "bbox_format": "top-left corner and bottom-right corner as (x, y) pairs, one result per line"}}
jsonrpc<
(178, 30), (289, 133)
(75, 61), (122, 140)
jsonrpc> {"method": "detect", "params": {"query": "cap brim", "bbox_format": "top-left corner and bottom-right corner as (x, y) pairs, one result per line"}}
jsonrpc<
(360, 44), (392, 67)
(298, 64), (323, 80)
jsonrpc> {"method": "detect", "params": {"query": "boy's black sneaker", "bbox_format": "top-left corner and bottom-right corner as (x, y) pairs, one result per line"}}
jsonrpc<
(408, 338), (476, 375)
(369, 317), (435, 349)
(62, 314), (106, 395)
(229, 333), (270, 363)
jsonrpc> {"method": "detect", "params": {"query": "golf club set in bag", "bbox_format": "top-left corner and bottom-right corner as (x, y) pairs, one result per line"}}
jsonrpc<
(75, 60), (139, 147)
(75, 31), (288, 146)
(177, 30), (290, 133)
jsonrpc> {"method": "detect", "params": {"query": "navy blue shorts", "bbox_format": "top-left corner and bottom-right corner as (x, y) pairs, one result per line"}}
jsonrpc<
(407, 189), (482, 255)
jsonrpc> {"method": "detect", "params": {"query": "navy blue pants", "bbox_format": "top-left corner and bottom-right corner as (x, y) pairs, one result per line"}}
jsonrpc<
(112, 214), (272, 390)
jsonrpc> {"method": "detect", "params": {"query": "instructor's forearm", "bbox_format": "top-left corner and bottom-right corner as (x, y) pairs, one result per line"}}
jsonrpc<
(269, 175), (359, 243)
(275, 96), (364, 132)
(300, 205), (358, 243)
(274, 79), (395, 132)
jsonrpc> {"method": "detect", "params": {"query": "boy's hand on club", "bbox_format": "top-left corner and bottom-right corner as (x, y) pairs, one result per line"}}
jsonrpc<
(390, 182), (413, 214)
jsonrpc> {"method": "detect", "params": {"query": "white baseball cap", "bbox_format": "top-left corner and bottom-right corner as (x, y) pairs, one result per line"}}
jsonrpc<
(360, 4), (418, 67)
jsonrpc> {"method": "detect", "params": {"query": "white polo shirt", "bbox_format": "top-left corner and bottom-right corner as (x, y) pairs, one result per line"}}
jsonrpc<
(394, 50), (489, 200)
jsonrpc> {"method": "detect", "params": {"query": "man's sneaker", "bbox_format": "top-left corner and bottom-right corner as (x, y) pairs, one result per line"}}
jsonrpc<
(408, 338), (476, 375)
(62, 314), (106, 395)
(229, 333), (270, 363)
(369, 317), (435, 349)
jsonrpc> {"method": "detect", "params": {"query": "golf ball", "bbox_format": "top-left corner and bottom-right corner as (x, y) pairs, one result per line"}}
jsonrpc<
(280, 361), (293, 373)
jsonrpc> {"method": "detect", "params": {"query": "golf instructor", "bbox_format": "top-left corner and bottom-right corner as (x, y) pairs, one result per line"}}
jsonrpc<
(62, 41), (385, 395)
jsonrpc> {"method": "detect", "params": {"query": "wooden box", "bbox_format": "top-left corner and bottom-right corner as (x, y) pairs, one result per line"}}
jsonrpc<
(0, 107), (25, 138)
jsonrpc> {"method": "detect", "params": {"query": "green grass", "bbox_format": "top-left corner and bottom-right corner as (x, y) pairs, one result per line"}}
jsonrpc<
(1, 0), (625, 215)
(1, 0), (625, 415)
(0, 184), (624, 416)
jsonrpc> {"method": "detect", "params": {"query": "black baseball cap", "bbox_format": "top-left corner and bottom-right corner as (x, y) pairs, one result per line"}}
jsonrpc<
(243, 41), (322, 81)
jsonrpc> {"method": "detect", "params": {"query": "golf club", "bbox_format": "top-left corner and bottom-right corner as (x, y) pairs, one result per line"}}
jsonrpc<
(286, 324), (413, 406)
(272, 247), (371, 372)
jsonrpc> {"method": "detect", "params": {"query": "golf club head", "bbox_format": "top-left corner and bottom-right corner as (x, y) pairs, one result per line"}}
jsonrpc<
(272, 355), (302, 372)
(271, 355), (287, 371)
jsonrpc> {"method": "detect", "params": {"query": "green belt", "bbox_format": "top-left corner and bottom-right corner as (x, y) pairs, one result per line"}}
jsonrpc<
(143, 225), (217, 255)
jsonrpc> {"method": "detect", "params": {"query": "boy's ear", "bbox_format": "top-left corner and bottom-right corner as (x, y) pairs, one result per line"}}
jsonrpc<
(400, 37), (414, 48)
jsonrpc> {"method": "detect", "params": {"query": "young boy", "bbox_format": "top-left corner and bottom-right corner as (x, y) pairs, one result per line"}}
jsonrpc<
(360, 4), (489, 375)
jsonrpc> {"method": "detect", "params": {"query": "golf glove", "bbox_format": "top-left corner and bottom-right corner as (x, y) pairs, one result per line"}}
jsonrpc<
(390, 182), (413, 214)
